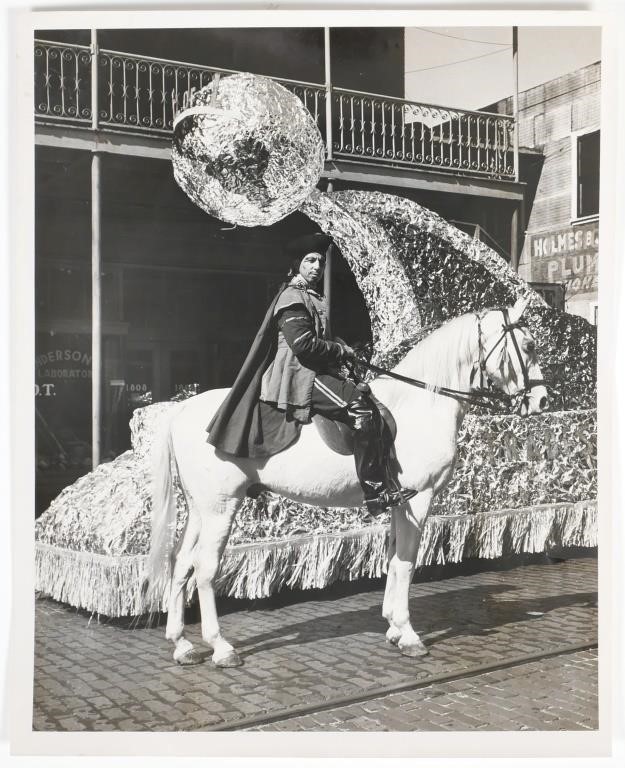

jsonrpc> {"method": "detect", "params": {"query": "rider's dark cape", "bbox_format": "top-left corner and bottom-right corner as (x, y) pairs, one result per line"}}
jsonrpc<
(206, 284), (302, 458)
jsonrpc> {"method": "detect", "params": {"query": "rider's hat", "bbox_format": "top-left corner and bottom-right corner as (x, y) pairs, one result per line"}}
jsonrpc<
(285, 232), (332, 270)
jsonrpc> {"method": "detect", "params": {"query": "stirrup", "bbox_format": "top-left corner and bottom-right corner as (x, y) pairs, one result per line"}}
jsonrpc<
(365, 488), (417, 515)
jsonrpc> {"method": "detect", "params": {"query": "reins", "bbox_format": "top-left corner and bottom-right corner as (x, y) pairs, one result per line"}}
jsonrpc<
(355, 358), (514, 412)
(351, 309), (548, 414)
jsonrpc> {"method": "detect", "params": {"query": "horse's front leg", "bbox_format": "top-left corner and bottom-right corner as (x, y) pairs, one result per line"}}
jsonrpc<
(385, 490), (433, 657)
(382, 510), (402, 646)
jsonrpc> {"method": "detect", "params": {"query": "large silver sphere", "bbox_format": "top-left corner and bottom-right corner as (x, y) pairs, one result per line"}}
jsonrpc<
(172, 73), (325, 226)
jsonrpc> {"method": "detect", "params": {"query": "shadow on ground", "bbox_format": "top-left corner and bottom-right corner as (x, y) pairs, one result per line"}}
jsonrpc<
(230, 584), (597, 660)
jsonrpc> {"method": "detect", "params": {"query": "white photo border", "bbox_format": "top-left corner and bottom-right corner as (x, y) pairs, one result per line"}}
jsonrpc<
(6, 2), (624, 763)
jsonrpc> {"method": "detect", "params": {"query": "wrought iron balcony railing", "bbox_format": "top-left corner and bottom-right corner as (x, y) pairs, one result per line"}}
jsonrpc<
(34, 39), (516, 180)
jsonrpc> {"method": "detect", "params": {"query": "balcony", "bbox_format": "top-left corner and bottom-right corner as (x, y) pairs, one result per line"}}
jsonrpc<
(34, 39), (516, 180)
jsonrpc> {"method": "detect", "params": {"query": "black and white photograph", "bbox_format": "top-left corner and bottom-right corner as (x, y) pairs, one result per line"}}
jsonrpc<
(6, 4), (623, 761)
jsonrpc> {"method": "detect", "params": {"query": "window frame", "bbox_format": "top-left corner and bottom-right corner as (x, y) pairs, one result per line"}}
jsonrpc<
(570, 126), (600, 225)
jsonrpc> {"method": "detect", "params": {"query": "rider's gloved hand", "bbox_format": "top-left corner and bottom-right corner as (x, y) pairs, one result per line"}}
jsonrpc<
(341, 344), (357, 361)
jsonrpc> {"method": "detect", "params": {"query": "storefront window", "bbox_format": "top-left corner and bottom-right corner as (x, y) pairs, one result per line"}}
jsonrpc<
(528, 282), (565, 312)
(170, 349), (200, 399)
(35, 332), (93, 455)
(125, 348), (154, 410)
(576, 129), (600, 219)
(35, 332), (93, 514)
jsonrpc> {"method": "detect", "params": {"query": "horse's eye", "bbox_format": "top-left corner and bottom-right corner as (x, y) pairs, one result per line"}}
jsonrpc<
(525, 340), (535, 353)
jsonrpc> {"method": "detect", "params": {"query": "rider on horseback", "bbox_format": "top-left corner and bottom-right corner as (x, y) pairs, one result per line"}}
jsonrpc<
(207, 232), (416, 514)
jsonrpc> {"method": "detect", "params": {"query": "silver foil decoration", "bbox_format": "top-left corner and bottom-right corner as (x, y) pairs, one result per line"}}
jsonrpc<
(172, 73), (325, 226)
(35, 402), (597, 557)
(301, 190), (422, 361)
(332, 190), (540, 308)
(301, 191), (594, 410)
(302, 190), (544, 364)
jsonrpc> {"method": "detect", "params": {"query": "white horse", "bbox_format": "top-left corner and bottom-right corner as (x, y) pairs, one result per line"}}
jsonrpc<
(144, 296), (548, 666)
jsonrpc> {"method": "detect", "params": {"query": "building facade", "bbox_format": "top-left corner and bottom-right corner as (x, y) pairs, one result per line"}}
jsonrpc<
(488, 62), (600, 322)
(35, 27), (525, 514)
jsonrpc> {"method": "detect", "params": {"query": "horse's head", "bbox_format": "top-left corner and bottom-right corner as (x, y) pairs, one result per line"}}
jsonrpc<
(478, 296), (549, 417)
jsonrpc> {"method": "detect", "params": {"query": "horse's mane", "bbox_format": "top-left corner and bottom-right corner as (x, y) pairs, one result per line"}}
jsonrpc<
(393, 312), (479, 392)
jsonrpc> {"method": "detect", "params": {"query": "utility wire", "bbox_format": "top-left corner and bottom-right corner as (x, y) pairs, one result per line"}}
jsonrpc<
(412, 27), (510, 46)
(405, 46), (511, 75)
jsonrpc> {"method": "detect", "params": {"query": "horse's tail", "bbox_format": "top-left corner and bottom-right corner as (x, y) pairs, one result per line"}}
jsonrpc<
(141, 406), (182, 611)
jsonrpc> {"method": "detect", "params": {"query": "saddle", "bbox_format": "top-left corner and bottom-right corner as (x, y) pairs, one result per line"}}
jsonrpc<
(312, 396), (397, 456)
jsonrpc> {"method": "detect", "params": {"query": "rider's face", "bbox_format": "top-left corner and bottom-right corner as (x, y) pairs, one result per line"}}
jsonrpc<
(298, 252), (326, 287)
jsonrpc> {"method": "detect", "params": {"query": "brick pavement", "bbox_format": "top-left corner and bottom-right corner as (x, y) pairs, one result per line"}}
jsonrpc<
(249, 649), (598, 731)
(33, 554), (598, 731)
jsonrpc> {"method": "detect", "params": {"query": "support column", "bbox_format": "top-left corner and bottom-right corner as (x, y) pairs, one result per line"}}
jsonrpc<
(324, 27), (333, 160)
(324, 180), (334, 336)
(512, 26), (519, 183)
(510, 203), (519, 273)
(91, 29), (99, 131)
(91, 151), (102, 469)
(519, 195), (526, 275)
(90, 28), (102, 469)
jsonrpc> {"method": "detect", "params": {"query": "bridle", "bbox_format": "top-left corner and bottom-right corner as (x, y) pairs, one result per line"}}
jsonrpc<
(471, 308), (548, 412)
(353, 308), (548, 414)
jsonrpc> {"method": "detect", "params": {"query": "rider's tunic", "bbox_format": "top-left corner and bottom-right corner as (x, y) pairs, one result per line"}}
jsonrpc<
(260, 279), (346, 423)
(206, 277), (359, 457)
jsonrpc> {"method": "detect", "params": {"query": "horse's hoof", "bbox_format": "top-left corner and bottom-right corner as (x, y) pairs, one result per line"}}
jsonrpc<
(385, 629), (401, 646)
(399, 642), (429, 658)
(386, 635), (400, 647)
(213, 650), (243, 668)
(175, 648), (206, 666)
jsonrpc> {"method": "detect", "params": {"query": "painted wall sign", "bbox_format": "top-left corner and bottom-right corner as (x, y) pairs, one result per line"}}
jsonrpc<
(35, 348), (92, 379)
(35, 383), (56, 397)
(529, 222), (599, 297)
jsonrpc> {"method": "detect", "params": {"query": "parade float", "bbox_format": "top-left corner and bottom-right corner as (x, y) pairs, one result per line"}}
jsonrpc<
(35, 74), (597, 617)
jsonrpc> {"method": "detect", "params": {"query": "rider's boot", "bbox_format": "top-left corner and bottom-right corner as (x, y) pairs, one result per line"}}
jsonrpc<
(347, 395), (417, 515)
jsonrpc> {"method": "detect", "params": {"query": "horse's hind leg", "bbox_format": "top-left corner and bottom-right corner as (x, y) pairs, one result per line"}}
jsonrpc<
(194, 494), (244, 667)
(166, 509), (203, 664)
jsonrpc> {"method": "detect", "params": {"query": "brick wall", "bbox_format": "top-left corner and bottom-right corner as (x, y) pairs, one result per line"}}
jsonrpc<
(490, 62), (600, 321)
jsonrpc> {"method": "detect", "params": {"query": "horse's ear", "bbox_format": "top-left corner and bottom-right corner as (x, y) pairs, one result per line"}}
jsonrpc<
(509, 295), (529, 323)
